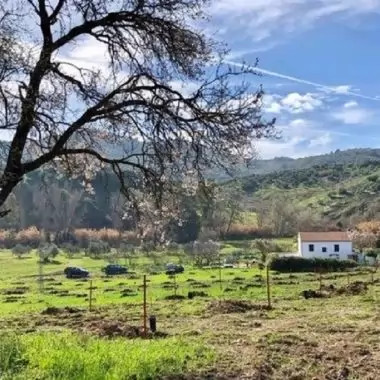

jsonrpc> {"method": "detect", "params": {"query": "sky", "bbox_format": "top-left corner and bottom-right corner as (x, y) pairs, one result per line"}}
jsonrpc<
(208, 0), (380, 159)
(4, 1), (380, 160)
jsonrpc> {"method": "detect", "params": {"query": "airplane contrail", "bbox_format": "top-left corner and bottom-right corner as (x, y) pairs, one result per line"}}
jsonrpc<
(225, 60), (380, 102)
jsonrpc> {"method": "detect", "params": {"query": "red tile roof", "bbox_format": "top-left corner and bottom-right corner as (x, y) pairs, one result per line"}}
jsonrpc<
(299, 231), (351, 242)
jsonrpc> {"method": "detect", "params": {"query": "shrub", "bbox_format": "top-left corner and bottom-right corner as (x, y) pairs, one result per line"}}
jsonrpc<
(87, 240), (110, 257)
(0, 230), (16, 248)
(270, 256), (358, 273)
(224, 225), (273, 240)
(11, 244), (32, 258)
(60, 243), (81, 258)
(54, 230), (78, 245)
(15, 227), (41, 247)
(38, 243), (59, 263)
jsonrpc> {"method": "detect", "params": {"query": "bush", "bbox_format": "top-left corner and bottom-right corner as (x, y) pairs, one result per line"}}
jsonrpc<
(11, 244), (32, 258)
(60, 243), (81, 258)
(224, 225), (273, 240)
(54, 230), (78, 245)
(74, 228), (122, 248)
(0, 230), (16, 249)
(38, 243), (59, 263)
(87, 240), (110, 257)
(270, 256), (358, 273)
(15, 227), (41, 247)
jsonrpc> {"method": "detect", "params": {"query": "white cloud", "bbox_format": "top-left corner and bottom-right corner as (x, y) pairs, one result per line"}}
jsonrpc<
(309, 133), (332, 147)
(344, 100), (358, 108)
(281, 92), (323, 113)
(212, 0), (380, 43)
(330, 85), (352, 94)
(332, 108), (373, 124)
(264, 92), (323, 115)
(289, 119), (309, 128)
(255, 117), (336, 158)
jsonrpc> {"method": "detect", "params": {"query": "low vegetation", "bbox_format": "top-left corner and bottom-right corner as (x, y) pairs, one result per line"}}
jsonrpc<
(0, 246), (378, 379)
(0, 332), (213, 380)
(270, 256), (358, 273)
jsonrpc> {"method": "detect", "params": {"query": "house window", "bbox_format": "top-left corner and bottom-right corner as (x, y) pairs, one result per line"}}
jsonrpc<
(334, 244), (340, 252)
(309, 244), (314, 252)
(322, 247), (327, 253)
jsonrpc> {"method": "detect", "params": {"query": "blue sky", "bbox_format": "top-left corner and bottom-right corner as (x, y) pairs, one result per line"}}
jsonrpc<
(208, 0), (380, 158)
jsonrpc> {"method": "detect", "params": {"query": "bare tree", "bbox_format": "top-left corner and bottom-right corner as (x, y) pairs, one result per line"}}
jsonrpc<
(33, 181), (83, 232)
(0, 0), (275, 218)
(202, 180), (244, 238)
(184, 239), (220, 267)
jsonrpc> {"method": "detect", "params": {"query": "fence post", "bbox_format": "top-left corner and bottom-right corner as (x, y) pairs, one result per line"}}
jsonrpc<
(319, 269), (322, 291)
(266, 264), (271, 309)
(143, 275), (147, 337)
(89, 280), (93, 312)
(219, 256), (222, 293)
(38, 259), (44, 293)
(347, 272), (350, 285)
(173, 273), (177, 296)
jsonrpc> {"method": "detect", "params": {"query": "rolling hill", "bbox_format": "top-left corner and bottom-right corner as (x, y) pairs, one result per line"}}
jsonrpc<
(239, 161), (380, 224)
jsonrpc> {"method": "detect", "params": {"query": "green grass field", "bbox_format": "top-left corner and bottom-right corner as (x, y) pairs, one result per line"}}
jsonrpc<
(0, 249), (379, 379)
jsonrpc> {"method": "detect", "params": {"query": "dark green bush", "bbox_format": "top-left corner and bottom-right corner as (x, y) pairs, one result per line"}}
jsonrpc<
(270, 256), (358, 272)
(87, 240), (110, 257)
(11, 244), (32, 258)
(38, 243), (60, 263)
(60, 243), (81, 257)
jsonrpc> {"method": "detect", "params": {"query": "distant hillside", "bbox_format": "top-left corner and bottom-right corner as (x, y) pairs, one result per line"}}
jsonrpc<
(254, 148), (380, 173)
(214, 148), (380, 180)
(240, 161), (380, 224)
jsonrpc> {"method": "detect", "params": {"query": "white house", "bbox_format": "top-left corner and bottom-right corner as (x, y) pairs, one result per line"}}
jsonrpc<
(298, 231), (356, 260)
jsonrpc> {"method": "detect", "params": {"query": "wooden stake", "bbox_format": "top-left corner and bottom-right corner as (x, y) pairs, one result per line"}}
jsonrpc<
(219, 256), (222, 293)
(38, 259), (44, 294)
(143, 275), (147, 337)
(89, 280), (93, 311)
(266, 265), (271, 309)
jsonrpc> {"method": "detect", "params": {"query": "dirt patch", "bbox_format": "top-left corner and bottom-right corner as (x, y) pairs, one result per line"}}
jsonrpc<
(337, 281), (368, 295)
(240, 284), (262, 291)
(192, 282), (210, 288)
(4, 296), (25, 303)
(302, 289), (328, 299)
(41, 306), (83, 315)
(208, 300), (269, 314)
(120, 288), (137, 297)
(188, 291), (208, 299)
(83, 320), (142, 338)
(165, 294), (186, 300)
(162, 284), (175, 289)
(303, 281), (368, 299)
(2, 286), (29, 295)
(47, 289), (69, 295)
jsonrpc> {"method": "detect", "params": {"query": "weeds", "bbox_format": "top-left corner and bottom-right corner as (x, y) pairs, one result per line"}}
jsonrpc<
(0, 332), (214, 380)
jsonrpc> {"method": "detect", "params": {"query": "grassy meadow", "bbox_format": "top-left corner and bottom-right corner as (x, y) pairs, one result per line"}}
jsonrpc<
(0, 245), (379, 379)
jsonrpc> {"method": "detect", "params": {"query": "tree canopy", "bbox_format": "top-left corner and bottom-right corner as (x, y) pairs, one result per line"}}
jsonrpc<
(0, 0), (275, 217)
